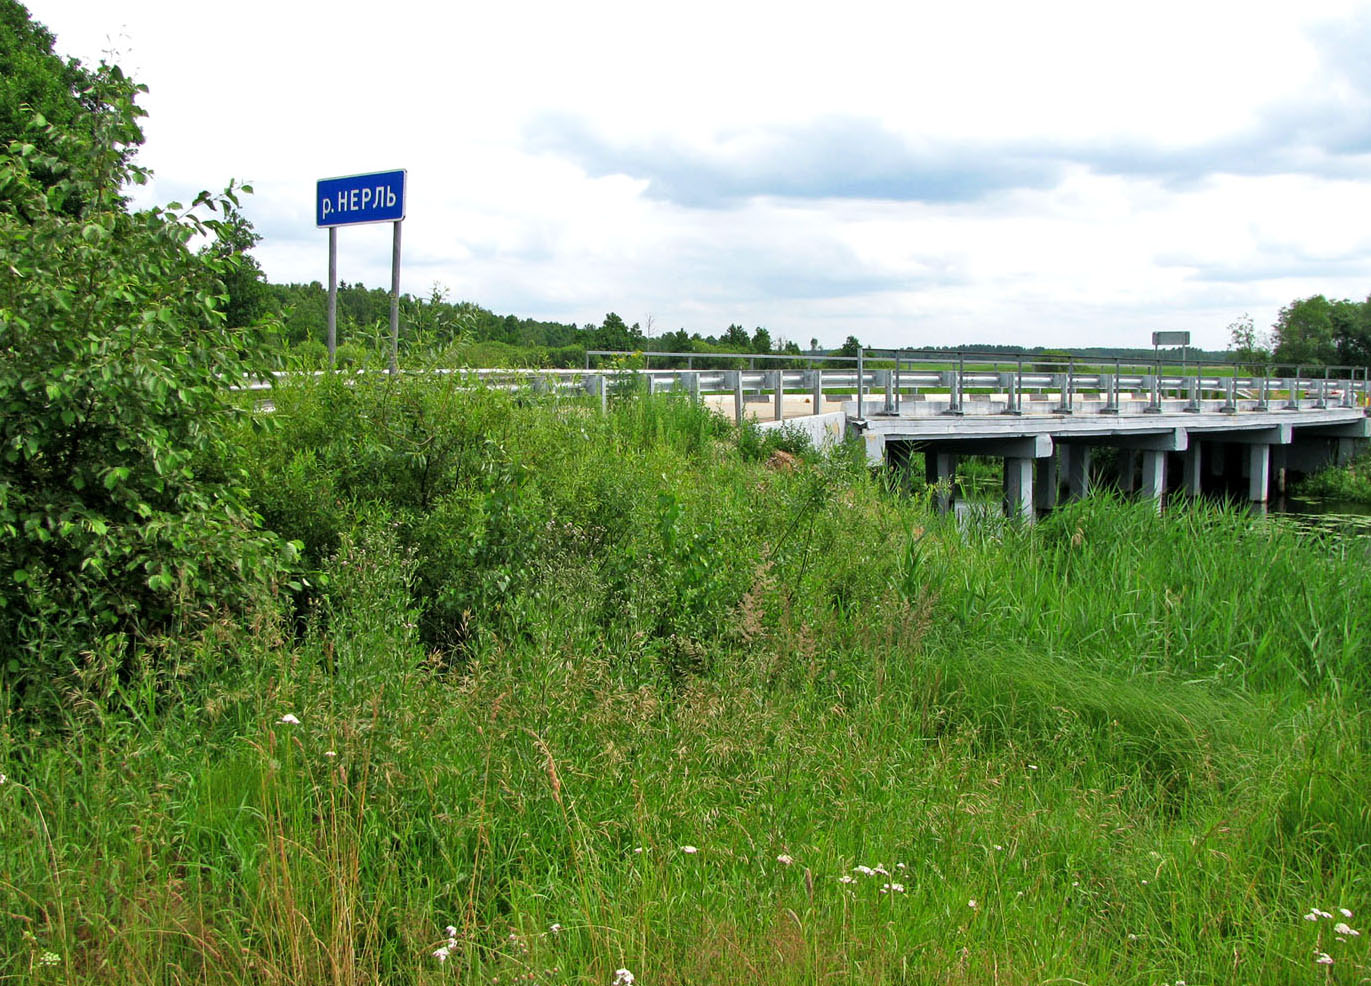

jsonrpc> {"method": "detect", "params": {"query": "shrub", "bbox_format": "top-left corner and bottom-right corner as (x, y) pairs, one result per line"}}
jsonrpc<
(0, 44), (292, 703)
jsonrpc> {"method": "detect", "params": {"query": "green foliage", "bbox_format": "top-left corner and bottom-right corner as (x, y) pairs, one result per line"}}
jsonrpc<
(1269, 293), (1371, 367)
(0, 1), (138, 218)
(736, 419), (816, 462)
(835, 334), (863, 357)
(6, 372), (1371, 982)
(1294, 449), (1371, 503)
(0, 30), (289, 701)
(1272, 295), (1339, 365)
(1225, 312), (1270, 371)
(196, 202), (272, 333)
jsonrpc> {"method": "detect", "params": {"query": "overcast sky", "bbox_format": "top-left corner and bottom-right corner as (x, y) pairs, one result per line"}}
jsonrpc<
(28, 0), (1371, 351)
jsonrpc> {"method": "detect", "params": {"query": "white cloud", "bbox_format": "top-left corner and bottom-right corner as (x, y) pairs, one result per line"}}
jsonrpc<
(24, 0), (1371, 352)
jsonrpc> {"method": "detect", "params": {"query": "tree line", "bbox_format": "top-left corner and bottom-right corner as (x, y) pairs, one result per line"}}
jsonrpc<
(1231, 294), (1371, 368)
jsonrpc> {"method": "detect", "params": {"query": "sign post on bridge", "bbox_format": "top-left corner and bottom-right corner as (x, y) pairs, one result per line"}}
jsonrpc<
(1152, 330), (1190, 365)
(1152, 330), (1191, 400)
(316, 169), (407, 372)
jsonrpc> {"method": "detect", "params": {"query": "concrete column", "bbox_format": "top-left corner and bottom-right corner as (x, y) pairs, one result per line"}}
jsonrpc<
(1034, 453), (1060, 512)
(731, 371), (744, 425)
(1182, 441), (1202, 498)
(811, 370), (823, 412)
(883, 370), (895, 414)
(925, 452), (958, 514)
(772, 371), (784, 422)
(1248, 444), (1271, 503)
(1003, 457), (1034, 523)
(1140, 449), (1166, 510)
(1067, 445), (1092, 500)
(1117, 449), (1138, 493)
(1337, 437), (1356, 466)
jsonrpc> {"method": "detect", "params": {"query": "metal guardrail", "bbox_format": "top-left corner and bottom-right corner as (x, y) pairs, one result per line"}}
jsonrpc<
(242, 350), (1371, 425)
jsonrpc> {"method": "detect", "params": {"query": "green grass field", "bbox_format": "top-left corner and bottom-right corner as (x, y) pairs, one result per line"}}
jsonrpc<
(2, 379), (1368, 984)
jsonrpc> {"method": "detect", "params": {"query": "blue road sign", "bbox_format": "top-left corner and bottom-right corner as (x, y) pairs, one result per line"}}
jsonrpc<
(316, 169), (406, 227)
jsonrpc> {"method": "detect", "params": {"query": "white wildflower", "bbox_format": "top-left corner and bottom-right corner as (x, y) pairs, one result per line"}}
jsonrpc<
(445, 925), (457, 939)
(776, 853), (793, 865)
(549, 923), (562, 934)
(432, 947), (450, 963)
(881, 882), (905, 893)
(968, 899), (978, 909)
(1340, 907), (1353, 918)
(612, 969), (636, 985)
(838, 875), (856, 884)
(1334, 922), (1359, 937)
(853, 865), (876, 877)
(324, 750), (337, 758)
(277, 713), (300, 725)
(1304, 912), (1319, 921)
(1314, 952), (1334, 965)
(680, 845), (698, 854)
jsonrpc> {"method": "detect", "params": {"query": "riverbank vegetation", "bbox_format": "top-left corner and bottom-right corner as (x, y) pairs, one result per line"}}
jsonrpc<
(1293, 449), (1371, 505)
(3, 6), (1370, 982)
(4, 376), (1371, 984)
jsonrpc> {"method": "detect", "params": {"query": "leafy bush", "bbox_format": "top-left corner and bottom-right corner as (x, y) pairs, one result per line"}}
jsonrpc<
(0, 45), (291, 701)
(736, 419), (816, 462)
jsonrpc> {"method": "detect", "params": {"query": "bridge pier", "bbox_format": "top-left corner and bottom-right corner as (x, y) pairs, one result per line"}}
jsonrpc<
(1248, 443), (1271, 503)
(1140, 449), (1167, 509)
(925, 451), (958, 513)
(1034, 454), (1059, 512)
(1003, 457), (1035, 522)
(1182, 442), (1203, 498)
(1065, 445), (1092, 500)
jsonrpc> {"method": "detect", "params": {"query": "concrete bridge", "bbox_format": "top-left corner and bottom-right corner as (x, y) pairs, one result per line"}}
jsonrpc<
(859, 400), (1369, 518)
(568, 353), (1371, 515)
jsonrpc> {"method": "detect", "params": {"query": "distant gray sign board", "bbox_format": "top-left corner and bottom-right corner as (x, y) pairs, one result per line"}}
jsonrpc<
(1152, 331), (1191, 347)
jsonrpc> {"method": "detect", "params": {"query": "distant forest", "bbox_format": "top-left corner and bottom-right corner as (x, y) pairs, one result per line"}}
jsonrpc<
(225, 249), (1370, 370)
(233, 278), (1245, 369)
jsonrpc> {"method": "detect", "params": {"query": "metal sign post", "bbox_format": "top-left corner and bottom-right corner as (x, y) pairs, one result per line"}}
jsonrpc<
(316, 169), (407, 369)
(1152, 331), (1190, 405)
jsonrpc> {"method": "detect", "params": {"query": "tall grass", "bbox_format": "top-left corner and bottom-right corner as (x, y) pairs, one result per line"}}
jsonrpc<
(2, 380), (1368, 984)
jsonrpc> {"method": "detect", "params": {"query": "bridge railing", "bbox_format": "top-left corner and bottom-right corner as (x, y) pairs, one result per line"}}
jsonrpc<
(244, 349), (1371, 424)
(572, 350), (1371, 421)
